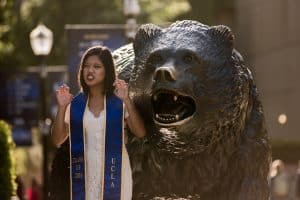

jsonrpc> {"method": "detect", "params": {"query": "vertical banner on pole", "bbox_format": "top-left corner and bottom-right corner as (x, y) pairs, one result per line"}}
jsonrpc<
(0, 66), (67, 146)
(0, 71), (39, 146)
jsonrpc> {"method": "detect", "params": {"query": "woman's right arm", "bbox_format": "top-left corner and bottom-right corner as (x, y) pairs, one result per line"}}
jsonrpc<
(51, 85), (73, 147)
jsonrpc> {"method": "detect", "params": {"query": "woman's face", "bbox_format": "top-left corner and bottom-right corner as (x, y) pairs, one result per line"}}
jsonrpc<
(83, 55), (106, 88)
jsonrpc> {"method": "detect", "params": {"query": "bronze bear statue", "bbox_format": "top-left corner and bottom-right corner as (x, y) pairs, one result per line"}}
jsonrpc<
(48, 20), (271, 200)
(113, 20), (271, 200)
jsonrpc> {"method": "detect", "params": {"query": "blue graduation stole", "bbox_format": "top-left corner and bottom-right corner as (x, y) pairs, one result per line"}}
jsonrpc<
(69, 92), (124, 200)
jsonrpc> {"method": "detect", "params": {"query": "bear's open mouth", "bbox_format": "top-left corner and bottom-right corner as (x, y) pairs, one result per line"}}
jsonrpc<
(151, 90), (196, 126)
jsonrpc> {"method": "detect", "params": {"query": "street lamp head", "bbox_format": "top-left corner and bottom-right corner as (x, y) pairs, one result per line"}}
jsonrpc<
(125, 18), (138, 40)
(30, 23), (53, 56)
(124, 0), (140, 41)
(123, 0), (140, 17)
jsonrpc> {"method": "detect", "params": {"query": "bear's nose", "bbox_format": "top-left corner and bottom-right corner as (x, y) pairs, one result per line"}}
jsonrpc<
(153, 66), (176, 82)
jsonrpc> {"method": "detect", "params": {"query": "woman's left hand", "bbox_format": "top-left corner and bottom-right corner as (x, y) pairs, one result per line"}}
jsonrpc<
(113, 79), (129, 102)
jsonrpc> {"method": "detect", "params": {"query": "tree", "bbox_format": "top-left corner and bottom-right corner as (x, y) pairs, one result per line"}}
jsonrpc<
(177, 0), (235, 26)
(0, 0), (125, 69)
(0, 120), (17, 200)
(0, 0), (192, 69)
(0, 0), (22, 70)
(138, 0), (190, 23)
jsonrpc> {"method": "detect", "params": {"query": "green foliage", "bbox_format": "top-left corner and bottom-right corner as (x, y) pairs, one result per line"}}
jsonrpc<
(177, 0), (234, 25)
(0, 120), (17, 199)
(26, 0), (125, 66)
(0, 0), (22, 70)
(1, 0), (232, 69)
(0, 0), (126, 69)
(138, 0), (190, 23)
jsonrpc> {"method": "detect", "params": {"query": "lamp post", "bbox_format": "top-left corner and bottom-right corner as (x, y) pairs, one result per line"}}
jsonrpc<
(123, 0), (140, 41)
(30, 23), (53, 200)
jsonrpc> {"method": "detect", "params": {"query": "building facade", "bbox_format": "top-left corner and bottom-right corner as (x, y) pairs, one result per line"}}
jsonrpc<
(235, 0), (300, 144)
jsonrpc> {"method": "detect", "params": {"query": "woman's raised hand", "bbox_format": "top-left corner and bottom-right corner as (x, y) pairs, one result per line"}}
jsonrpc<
(56, 84), (73, 108)
(113, 79), (129, 102)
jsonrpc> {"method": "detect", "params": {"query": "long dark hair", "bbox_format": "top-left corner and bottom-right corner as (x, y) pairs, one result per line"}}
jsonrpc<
(78, 45), (116, 95)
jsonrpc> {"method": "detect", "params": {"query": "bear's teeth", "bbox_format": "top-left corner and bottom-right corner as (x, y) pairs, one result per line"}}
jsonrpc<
(155, 113), (179, 123)
(173, 95), (178, 101)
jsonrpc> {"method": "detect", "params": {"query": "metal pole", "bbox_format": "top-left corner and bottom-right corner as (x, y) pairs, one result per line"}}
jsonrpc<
(39, 55), (49, 200)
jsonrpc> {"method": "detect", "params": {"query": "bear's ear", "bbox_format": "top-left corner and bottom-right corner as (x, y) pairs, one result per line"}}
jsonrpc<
(133, 24), (162, 55)
(208, 25), (235, 48)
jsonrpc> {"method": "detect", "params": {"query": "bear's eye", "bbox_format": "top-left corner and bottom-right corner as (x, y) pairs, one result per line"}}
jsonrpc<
(183, 53), (195, 64)
(147, 54), (163, 66)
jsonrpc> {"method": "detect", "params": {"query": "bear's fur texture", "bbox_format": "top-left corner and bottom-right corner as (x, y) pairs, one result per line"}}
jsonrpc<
(113, 20), (271, 200)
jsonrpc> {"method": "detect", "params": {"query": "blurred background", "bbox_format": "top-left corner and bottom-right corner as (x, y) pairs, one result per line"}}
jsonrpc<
(0, 0), (299, 199)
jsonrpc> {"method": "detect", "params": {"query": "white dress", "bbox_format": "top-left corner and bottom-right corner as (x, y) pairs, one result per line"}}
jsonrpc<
(65, 105), (132, 200)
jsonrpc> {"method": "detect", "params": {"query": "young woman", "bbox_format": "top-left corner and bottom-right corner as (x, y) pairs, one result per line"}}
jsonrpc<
(51, 45), (145, 200)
